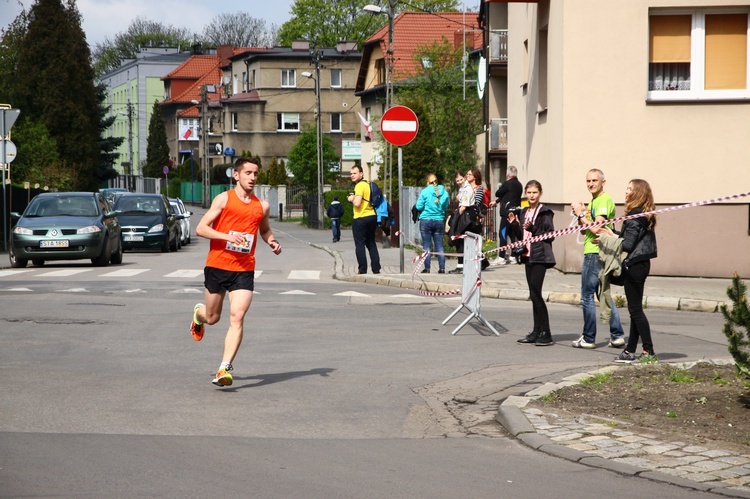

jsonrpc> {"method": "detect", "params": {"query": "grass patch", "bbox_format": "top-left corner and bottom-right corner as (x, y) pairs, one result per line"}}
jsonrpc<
(712, 371), (730, 385)
(666, 411), (678, 418)
(668, 368), (698, 384)
(638, 354), (659, 365)
(580, 372), (613, 388)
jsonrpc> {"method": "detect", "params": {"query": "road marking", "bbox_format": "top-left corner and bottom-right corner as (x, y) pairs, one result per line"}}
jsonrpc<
(333, 291), (371, 297)
(36, 269), (92, 277)
(101, 269), (150, 277)
(280, 290), (316, 295)
(164, 269), (203, 278)
(170, 288), (204, 294)
(287, 270), (320, 280)
(60, 288), (88, 293)
(390, 294), (429, 299)
(1, 287), (33, 292)
(0, 270), (34, 278)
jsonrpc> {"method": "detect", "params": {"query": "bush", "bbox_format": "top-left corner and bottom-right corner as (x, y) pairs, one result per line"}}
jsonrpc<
(721, 273), (750, 377)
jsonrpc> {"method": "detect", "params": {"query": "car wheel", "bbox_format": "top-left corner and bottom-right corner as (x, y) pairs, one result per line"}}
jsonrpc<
(111, 237), (123, 264)
(161, 235), (170, 253)
(186, 234), (191, 245)
(9, 245), (28, 268)
(32, 259), (45, 267)
(92, 237), (111, 266)
(169, 231), (179, 252)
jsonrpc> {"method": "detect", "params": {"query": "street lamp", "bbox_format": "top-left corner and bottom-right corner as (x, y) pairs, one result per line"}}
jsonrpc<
(364, 1), (395, 201)
(302, 67), (324, 230)
(199, 84), (216, 208)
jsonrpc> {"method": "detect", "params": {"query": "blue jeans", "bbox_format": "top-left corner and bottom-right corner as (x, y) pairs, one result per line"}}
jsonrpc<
(419, 219), (445, 271)
(331, 219), (341, 241)
(581, 253), (624, 343)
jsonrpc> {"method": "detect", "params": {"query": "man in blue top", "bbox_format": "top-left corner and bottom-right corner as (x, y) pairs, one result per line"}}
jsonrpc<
(570, 168), (625, 349)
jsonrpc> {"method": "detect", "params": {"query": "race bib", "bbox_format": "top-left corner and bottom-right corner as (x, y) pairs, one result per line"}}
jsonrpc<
(226, 230), (254, 254)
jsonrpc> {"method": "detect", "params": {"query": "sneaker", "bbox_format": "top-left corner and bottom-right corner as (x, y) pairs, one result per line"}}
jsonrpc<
(421, 268), (430, 274)
(448, 268), (463, 274)
(190, 303), (205, 341)
(493, 258), (507, 265)
(608, 337), (625, 348)
(571, 336), (596, 349)
(438, 269), (445, 274)
(212, 365), (233, 386)
(614, 350), (637, 363)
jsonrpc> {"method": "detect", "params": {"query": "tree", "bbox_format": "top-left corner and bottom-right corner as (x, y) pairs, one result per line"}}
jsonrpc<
(95, 84), (122, 183)
(0, 7), (28, 102)
(92, 17), (194, 76)
(722, 274), (750, 378)
(15, 0), (102, 191)
(267, 157), (289, 186)
(397, 98), (439, 186)
(396, 38), (482, 177)
(277, 0), (462, 48)
(202, 12), (278, 48)
(145, 101), (170, 178)
(5, 116), (60, 185)
(286, 125), (339, 190)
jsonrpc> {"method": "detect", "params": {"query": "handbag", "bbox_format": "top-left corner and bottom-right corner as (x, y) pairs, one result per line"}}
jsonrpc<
(511, 205), (542, 258)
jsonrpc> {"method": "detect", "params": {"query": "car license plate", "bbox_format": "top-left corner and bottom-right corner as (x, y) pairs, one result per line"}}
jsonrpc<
(123, 235), (144, 242)
(40, 240), (69, 248)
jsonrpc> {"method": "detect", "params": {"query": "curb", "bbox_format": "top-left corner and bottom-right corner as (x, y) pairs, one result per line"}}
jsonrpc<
(494, 360), (750, 496)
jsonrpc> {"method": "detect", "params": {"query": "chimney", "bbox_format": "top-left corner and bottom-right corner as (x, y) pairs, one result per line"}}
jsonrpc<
(217, 44), (234, 65)
(454, 31), (475, 51)
(291, 40), (310, 51)
(337, 41), (357, 53)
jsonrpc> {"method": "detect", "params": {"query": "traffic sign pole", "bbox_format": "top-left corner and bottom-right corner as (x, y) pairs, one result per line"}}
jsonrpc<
(380, 106), (419, 273)
(1, 108), (21, 253)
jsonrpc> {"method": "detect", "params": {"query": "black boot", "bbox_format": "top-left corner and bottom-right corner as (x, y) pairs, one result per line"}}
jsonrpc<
(517, 331), (540, 344)
(535, 331), (554, 346)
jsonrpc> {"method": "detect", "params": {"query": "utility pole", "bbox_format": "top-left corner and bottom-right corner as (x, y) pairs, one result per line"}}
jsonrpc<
(201, 86), (209, 208)
(385, 0), (395, 204)
(127, 100), (133, 191)
(312, 49), (324, 230)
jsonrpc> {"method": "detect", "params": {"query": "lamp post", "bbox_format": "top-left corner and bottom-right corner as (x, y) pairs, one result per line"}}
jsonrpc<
(364, 1), (395, 200)
(199, 84), (216, 208)
(302, 64), (324, 230)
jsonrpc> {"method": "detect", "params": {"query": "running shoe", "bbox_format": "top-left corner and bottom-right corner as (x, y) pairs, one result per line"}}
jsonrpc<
(212, 365), (233, 387)
(190, 303), (204, 341)
(608, 337), (625, 348)
(614, 350), (637, 363)
(572, 336), (596, 349)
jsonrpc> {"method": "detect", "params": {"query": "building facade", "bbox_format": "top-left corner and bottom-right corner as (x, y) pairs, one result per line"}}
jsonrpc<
(492, 0), (750, 277)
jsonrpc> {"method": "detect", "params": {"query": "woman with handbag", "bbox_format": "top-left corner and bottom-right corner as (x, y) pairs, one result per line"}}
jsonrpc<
(447, 171), (475, 274)
(601, 179), (658, 362)
(508, 180), (556, 346)
(466, 168), (490, 271)
(416, 173), (450, 273)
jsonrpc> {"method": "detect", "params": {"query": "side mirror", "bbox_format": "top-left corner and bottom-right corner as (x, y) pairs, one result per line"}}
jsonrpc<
(10, 212), (21, 220)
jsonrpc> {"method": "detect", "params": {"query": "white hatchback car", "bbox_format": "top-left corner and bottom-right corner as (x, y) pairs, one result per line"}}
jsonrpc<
(168, 197), (192, 245)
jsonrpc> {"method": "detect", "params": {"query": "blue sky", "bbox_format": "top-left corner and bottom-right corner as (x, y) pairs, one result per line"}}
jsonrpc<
(1, 0), (296, 46)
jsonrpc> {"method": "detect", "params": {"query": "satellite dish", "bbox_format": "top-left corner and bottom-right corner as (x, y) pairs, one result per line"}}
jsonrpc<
(477, 56), (487, 99)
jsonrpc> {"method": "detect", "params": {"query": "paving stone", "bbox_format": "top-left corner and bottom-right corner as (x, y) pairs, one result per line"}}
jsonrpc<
(611, 430), (635, 437)
(588, 448), (644, 459)
(568, 443), (595, 451)
(580, 435), (612, 443)
(674, 465), (704, 473)
(589, 439), (620, 448)
(718, 456), (750, 465)
(681, 472), (721, 483)
(724, 476), (750, 487)
(677, 455), (710, 463)
(643, 444), (682, 454)
(550, 432), (584, 442)
(614, 457), (659, 469)
(692, 460), (733, 472)
(701, 449), (734, 458)
(663, 450), (687, 457)
(683, 445), (710, 453)
(617, 435), (648, 443)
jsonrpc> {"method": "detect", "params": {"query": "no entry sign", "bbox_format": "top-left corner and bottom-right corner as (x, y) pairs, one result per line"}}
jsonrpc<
(380, 105), (419, 146)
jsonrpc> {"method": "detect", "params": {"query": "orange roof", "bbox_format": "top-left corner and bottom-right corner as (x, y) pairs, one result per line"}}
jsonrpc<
(163, 55), (220, 80)
(162, 55), (222, 107)
(362, 11), (483, 85)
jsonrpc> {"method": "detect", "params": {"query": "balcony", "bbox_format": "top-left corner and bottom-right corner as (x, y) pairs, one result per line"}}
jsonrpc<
(490, 118), (508, 151)
(490, 30), (508, 63)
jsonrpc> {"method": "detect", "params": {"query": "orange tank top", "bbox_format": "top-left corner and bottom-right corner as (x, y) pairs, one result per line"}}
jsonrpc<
(205, 190), (264, 272)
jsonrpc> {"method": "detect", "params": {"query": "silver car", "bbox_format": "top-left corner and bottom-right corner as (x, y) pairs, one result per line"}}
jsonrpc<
(169, 197), (192, 245)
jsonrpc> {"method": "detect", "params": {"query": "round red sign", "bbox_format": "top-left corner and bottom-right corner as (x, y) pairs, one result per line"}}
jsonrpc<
(380, 105), (419, 146)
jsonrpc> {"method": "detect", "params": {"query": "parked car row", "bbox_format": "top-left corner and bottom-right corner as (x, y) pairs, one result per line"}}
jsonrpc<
(8, 191), (193, 268)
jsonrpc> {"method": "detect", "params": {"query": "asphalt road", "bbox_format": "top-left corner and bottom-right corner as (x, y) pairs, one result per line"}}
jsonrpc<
(0, 224), (726, 498)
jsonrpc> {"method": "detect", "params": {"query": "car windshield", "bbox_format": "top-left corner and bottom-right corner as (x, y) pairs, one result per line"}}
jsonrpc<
(26, 197), (99, 217)
(115, 197), (163, 214)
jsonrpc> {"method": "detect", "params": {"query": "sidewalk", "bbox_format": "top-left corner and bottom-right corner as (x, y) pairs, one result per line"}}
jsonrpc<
(275, 221), (733, 314)
(279, 222), (750, 497)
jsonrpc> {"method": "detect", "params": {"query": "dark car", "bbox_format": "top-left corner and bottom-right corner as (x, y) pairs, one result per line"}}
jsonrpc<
(114, 193), (182, 252)
(99, 187), (129, 205)
(9, 191), (123, 268)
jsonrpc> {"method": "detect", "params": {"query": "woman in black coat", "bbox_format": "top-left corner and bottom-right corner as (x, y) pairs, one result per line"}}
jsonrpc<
(603, 179), (658, 362)
(509, 180), (556, 346)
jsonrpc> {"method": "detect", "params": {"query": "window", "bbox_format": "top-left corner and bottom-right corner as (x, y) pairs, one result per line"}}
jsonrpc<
(242, 72), (247, 92)
(375, 59), (386, 85)
(231, 112), (238, 131)
(281, 69), (296, 87)
(538, 27), (548, 112)
(330, 112), (341, 132)
(649, 10), (750, 100)
(233, 75), (238, 95)
(331, 69), (342, 88)
(277, 112), (300, 131)
(179, 118), (198, 141)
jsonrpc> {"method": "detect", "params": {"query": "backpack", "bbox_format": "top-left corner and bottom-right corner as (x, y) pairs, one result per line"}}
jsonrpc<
(364, 180), (384, 208)
(482, 186), (490, 211)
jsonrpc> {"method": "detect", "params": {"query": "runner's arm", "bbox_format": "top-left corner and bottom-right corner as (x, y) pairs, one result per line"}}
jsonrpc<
(258, 200), (281, 255)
